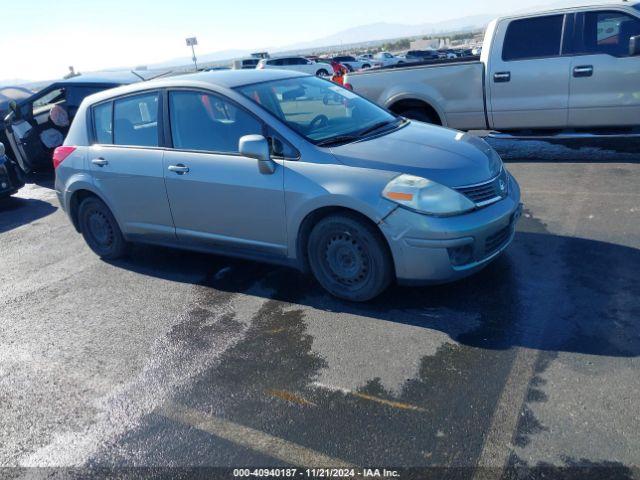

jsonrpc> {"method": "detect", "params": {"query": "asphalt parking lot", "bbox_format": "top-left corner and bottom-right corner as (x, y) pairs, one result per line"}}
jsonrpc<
(1, 138), (639, 479)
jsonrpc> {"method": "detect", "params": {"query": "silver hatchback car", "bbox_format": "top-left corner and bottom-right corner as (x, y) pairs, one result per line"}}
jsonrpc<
(55, 70), (522, 301)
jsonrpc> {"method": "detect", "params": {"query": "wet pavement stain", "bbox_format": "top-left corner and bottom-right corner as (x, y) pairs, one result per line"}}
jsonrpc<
(50, 204), (640, 473)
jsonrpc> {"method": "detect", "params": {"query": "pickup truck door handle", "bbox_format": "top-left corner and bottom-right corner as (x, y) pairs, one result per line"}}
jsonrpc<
(168, 164), (189, 174)
(91, 158), (108, 166)
(493, 71), (511, 83)
(573, 65), (593, 77)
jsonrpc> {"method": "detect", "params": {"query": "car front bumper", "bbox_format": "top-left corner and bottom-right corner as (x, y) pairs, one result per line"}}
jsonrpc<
(379, 172), (522, 285)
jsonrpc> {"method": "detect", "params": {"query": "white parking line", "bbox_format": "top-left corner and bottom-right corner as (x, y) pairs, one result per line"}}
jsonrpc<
(160, 403), (355, 468)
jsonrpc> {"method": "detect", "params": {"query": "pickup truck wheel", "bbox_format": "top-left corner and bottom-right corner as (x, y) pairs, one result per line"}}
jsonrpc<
(78, 197), (128, 260)
(307, 214), (392, 302)
(398, 108), (438, 124)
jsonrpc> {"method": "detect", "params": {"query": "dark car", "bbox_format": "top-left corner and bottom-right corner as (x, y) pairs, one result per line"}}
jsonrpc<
(406, 50), (440, 61)
(0, 86), (34, 119)
(0, 141), (25, 198)
(2, 71), (146, 173)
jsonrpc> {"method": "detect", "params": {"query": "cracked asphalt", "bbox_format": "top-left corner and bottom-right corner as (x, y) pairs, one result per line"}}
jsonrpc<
(1, 138), (639, 479)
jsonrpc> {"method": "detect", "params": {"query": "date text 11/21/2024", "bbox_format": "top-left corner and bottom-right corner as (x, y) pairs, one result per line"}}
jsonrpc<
(232, 468), (400, 477)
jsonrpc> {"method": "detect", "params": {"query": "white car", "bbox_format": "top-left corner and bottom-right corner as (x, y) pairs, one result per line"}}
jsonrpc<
(256, 56), (332, 77)
(372, 52), (406, 67)
(331, 55), (372, 71)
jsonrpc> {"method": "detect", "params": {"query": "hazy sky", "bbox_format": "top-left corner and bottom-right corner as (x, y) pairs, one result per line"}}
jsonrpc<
(1, 0), (564, 82)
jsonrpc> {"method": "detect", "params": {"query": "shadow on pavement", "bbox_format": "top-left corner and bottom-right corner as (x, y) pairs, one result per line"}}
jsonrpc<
(106, 210), (640, 359)
(0, 196), (57, 234)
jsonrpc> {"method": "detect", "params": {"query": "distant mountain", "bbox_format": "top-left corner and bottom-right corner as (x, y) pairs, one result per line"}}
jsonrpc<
(148, 14), (495, 70)
(276, 14), (496, 51)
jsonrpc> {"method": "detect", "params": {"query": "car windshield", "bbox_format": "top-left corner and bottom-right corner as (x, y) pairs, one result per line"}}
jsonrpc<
(236, 76), (398, 145)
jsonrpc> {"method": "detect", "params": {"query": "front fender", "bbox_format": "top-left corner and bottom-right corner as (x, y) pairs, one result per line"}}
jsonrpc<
(284, 160), (399, 261)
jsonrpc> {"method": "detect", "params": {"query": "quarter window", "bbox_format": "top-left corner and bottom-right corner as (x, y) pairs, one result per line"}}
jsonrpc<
(93, 102), (113, 144)
(169, 91), (262, 153)
(502, 15), (565, 61)
(578, 11), (640, 57)
(113, 92), (159, 147)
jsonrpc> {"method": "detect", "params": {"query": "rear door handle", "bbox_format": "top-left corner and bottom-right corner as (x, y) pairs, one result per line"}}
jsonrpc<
(494, 71), (511, 83)
(168, 164), (189, 174)
(573, 65), (593, 77)
(91, 158), (108, 166)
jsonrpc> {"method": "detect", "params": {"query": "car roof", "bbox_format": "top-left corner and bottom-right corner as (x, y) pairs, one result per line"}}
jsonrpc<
(82, 69), (308, 105)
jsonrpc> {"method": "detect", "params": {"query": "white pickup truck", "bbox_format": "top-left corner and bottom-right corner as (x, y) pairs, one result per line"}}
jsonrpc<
(347, 2), (640, 134)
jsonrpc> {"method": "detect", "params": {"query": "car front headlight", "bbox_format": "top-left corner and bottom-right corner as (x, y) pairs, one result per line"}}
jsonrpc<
(382, 174), (475, 216)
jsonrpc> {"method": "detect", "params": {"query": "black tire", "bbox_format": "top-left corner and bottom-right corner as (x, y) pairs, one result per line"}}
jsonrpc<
(307, 213), (392, 302)
(398, 107), (439, 124)
(78, 196), (128, 260)
(362, 63), (371, 69)
(316, 69), (330, 77)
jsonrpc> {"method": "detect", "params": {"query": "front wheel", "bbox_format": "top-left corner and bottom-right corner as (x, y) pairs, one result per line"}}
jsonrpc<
(78, 196), (128, 260)
(316, 69), (330, 77)
(307, 214), (393, 302)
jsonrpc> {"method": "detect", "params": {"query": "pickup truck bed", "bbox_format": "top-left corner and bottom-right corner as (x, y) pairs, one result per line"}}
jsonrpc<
(348, 60), (487, 130)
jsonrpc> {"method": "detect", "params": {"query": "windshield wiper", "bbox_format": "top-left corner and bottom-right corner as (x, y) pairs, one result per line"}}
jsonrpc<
(315, 135), (361, 147)
(357, 120), (396, 137)
(315, 118), (405, 147)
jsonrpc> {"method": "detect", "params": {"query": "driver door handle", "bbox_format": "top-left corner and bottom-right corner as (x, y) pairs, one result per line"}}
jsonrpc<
(573, 65), (593, 77)
(494, 71), (511, 83)
(91, 158), (108, 166)
(168, 164), (190, 174)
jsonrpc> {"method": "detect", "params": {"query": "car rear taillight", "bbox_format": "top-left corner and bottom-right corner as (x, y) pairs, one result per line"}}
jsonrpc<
(53, 146), (76, 169)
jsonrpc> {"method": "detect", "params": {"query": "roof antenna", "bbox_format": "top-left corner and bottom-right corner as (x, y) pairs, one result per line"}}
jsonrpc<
(130, 70), (146, 81)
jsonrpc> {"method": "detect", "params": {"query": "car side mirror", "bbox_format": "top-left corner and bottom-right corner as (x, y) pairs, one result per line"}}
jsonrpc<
(630, 36), (640, 56)
(239, 134), (276, 174)
(0, 142), (5, 157)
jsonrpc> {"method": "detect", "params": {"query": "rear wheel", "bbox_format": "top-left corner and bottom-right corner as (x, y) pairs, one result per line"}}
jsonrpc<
(78, 196), (127, 260)
(307, 214), (392, 302)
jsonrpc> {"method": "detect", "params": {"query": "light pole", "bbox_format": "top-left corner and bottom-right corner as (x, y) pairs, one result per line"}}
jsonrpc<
(186, 37), (198, 70)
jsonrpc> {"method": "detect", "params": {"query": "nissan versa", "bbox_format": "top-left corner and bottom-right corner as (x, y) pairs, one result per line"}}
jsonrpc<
(54, 70), (522, 301)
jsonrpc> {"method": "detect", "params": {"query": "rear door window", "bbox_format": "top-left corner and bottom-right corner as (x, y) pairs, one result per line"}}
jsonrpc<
(168, 90), (262, 153)
(576, 11), (640, 57)
(113, 92), (159, 147)
(502, 15), (565, 60)
(93, 102), (113, 144)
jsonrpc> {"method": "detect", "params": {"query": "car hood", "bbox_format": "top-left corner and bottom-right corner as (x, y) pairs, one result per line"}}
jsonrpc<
(329, 121), (500, 187)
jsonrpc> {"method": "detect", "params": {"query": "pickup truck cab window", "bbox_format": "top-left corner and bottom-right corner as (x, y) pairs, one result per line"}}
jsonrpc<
(574, 11), (640, 57)
(502, 14), (564, 61)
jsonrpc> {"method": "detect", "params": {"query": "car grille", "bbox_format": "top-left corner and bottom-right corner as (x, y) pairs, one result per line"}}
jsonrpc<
(455, 169), (508, 207)
(485, 225), (511, 256)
